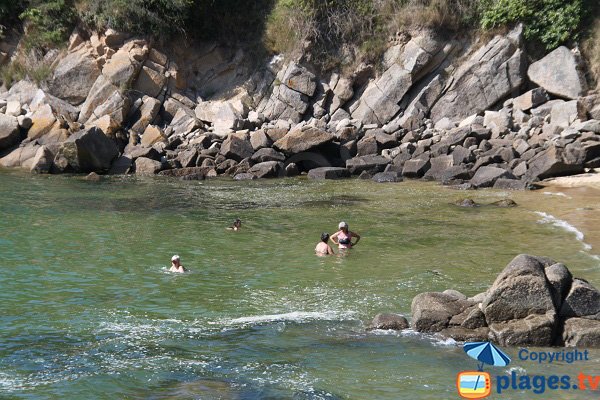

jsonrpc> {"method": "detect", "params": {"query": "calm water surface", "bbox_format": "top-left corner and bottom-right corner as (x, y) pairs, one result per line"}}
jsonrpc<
(1, 169), (599, 399)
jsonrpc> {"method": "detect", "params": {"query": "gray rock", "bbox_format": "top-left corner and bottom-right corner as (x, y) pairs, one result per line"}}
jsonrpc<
(29, 146), (54, 173)
(488, 312), (556, 346)
(512, 88), (550, 111)
(176, 149), (199, 168)
(57, 127), (119, 173)
(551, 100), (587, 128)
(356, 136), (378, 156)
(0, 114), (20, 151)
(135, 157), (162, 176)
(368, 313), (409, 331)
(285, 162), (299, 177)
(482, 254), (556, 323)
(411, 292), (474, 333)
(125, 145), (161, 161)
(250, 130), (272, 151)
(47, 45), (101, 105)
(439, 327), (490, 342)
(470, 166), (516, 188)
(108, 155), (133, 174)
(545, 263), (572, 310)
(424, 155), (454, 180)
(248, 161), (284, 178)
(402, 158), (431, 178)
(443, 289), (467, 300)
(307, 167), (350, 180)
(251, 147), (286, 163)
(233, 172), (257, 180)
(528, 46), (588, 100)
(274, 126), (334, 154)
(559, 278), (600, 320)
(372, 171), (403, 183)
(562, 318), (600, 346)
(525, 145), (584, 181)
(430, 27), (526, 122)
(345, 155), (390, 175)
(220, 133), (254, 161)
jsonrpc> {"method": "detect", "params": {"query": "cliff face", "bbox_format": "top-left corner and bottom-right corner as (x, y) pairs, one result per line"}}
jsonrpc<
(0, 25), (598, 188)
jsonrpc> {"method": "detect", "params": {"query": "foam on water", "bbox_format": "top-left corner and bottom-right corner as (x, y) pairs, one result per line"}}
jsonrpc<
(535, 211), (592, 250)
(217, 310), (358, 327)
(542, 192), (570, 198)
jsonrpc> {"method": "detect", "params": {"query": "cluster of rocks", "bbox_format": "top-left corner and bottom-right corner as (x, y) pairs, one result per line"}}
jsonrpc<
(370, 254), (600, 347)
(0, 25), (599, 187)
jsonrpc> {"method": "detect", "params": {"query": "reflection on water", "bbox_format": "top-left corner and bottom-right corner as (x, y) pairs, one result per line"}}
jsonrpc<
(0, 169), (599, 399)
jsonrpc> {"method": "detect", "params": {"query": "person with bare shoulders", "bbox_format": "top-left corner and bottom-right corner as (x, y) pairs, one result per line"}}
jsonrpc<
(227, 218), (242, 231)
(169, 255), (187, 273)
(330, 221), (360, 250)
(315, 233), (335, 256)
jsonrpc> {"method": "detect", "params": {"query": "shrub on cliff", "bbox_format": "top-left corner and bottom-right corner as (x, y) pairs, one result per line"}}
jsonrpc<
(79, 0), (192, 37)
(480, 0), (583, 50)
(20, 0), (76, 49)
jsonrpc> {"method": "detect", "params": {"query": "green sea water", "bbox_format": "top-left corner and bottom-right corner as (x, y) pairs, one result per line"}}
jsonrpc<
(1, 169), (599, 399)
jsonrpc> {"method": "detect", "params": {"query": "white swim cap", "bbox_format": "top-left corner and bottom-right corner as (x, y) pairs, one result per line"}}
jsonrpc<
(339, 221), (348, 229)
(171, 255), (180, 262)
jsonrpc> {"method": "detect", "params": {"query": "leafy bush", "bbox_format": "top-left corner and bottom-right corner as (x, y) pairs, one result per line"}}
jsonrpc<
(20, 0), (76, 49)
(79, 0), (192, 38)
(480, 0), (583, 50)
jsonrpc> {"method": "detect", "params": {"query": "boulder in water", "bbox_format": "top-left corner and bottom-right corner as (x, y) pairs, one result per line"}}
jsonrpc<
(368, 313), (409, 331)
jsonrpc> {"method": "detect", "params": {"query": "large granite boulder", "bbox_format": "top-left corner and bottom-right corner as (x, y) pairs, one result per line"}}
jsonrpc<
(402, 158), (431, 178)
(482, 254), (556, 323)
(488, 312), (556, 346)
(525, 145), (585, 181)
(251, 147), (285, 163)
(29, 145), (54, 173)
(307, 167), (350, 180)
(135, 157), (162, 176)
(258, 62), (317, 122)
(248, 161), (284, 178)
(411, 292), (474, 333)
(274, 126), (333, 154)
(57, 127), (119, 172)
(528, 46), (588, 100)
(430, 26), (526, 123)
(195, 97), (247, 133)
(559, 279), (600, 320)
(562, 318), (600, 347)
(220, 133), (254, 161)
(346, 154), (390, 175)
(0, 114), (20, 150)
(47, 45), (101, 105)
(545, 263), (573, 309)
(470, 166), (515, 188)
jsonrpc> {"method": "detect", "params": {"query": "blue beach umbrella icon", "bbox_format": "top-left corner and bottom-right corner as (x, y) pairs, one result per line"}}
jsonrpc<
(464, 341), (511, 371)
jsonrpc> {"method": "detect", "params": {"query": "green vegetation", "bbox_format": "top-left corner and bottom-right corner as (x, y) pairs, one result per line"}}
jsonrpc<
(0, 0), (596, 69)
(481, 0), (583, 50)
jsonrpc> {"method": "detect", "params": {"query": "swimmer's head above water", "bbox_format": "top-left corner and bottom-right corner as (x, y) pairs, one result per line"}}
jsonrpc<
(321, 232), (330, 243)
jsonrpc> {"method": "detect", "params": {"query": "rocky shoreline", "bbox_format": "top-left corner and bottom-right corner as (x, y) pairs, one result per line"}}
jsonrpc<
(369, 254), (600, 347)
(0, 25), (599, 189)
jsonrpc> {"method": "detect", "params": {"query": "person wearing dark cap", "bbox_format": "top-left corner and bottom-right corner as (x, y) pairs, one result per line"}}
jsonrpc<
(330, 221), (360, 250)
(315, 232), (335, 256)
(227, 218), (242, 231)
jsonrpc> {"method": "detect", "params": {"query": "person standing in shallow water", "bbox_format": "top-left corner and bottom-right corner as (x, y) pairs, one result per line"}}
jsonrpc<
(169, 255), (187, 273)
(315, 233), (335, 256)
(330, 221), (360, 250)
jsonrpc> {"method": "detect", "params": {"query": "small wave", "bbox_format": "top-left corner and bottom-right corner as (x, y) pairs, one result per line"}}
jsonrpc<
(543, 192), (570, 198)
(535, 212), (592, 250)
(217, 311), (357, 327)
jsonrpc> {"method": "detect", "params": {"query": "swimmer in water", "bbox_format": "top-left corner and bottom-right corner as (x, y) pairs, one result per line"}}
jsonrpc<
(169, 255), (187, 273)
(227, 218), (242, 231)
(330, 221), (360, 250)
(315, 232), (335, 256)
